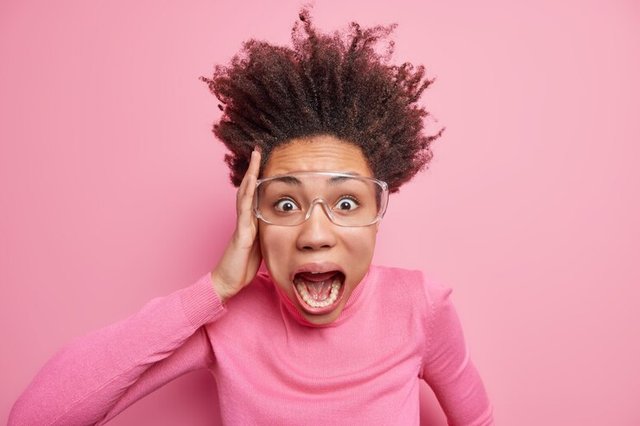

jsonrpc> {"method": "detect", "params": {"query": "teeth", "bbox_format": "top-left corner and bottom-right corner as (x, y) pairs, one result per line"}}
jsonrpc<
(295, 279), (341, 309)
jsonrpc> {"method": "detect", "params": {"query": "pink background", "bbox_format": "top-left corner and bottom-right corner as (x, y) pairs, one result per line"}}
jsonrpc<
(1, 0), (639, 424)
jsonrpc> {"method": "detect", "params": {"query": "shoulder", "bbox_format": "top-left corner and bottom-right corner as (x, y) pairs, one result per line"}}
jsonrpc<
(368, 264), (452, 299)
(367, 264), (454, 314)
(207, 270), (279, 329)
(228, 270), (278, 310)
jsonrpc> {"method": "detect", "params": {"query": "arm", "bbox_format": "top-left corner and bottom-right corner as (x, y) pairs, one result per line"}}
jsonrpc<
(420, 285), (494, 426)
(9, 273), (224, 426)
(10, 148), (263, 426)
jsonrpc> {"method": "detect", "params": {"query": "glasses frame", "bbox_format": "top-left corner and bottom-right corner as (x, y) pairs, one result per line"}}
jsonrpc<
(252, 171), (389, 227)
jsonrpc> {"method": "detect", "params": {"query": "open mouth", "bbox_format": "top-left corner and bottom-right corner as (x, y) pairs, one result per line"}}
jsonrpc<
(292, 270), (346, 315)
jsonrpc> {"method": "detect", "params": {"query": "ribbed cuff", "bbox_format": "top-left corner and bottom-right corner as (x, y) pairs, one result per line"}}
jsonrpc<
(180, 272), (226, 327)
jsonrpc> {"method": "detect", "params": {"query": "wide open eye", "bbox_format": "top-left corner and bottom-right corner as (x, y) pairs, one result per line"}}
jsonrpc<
(274, 198), (300, 213)
(333, 196), (359, 212)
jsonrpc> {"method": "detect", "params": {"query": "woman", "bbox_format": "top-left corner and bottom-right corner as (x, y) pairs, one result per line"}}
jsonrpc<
(10, 9), (493, 425)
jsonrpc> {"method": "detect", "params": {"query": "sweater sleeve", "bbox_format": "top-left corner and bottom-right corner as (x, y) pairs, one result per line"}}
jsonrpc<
(419, 281), (494, 426)
(8, 272), (225, 426)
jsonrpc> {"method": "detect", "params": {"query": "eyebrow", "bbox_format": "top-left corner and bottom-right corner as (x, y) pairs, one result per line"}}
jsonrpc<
(327, 175), (357, 185)
(269, 176), (302, 185)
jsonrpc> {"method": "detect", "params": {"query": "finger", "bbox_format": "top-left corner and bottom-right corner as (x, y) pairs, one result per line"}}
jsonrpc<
(237, 149), (261, 197)
(244, 151), (261, 199)
(237, 147), (260, 195)
(246, 147), (262, 180)
(237, 176), (256, 216)
(237, 149), (262, 215)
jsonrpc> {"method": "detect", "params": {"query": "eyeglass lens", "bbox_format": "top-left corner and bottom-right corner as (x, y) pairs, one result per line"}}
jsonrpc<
(255, 175), (385, 226)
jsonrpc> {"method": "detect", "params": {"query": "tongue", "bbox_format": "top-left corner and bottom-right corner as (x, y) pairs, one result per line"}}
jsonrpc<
(296, 272), (337, 301)
(306, 280), (332, 300)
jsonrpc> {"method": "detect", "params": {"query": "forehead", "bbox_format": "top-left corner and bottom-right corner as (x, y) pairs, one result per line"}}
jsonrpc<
(262, 135), (372, 178)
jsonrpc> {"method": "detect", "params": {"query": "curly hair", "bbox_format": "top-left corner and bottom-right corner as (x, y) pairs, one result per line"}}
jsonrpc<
(200, 8), (442, 193)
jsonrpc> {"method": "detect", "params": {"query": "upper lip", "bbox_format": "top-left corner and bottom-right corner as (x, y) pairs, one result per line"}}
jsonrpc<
(291, 262), (345, 281)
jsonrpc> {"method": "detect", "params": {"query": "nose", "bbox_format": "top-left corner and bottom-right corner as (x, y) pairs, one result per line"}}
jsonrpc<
(296, 201), (337, 251)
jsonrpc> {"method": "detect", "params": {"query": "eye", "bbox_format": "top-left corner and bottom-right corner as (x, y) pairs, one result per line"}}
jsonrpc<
(334, 196), (359, 211)
(274, 198), (300, 212)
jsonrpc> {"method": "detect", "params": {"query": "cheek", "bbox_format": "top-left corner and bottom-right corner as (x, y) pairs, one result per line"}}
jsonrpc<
(344, 228), (377, 254)
(259, 225), (294, 274)
(341, 229), (378, 273)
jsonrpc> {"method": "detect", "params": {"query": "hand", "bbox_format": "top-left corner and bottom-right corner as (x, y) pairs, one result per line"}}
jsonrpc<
(211, 148), (263, 302)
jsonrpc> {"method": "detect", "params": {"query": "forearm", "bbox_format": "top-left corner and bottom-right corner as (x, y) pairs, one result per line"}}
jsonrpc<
(9, 273), (224, 426)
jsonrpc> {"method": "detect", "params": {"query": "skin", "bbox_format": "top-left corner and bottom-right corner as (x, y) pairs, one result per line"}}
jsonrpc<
(212, 134), (380, 325)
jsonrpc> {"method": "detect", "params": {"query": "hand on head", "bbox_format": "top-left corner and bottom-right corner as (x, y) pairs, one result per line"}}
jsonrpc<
(211, 148), (262, 302)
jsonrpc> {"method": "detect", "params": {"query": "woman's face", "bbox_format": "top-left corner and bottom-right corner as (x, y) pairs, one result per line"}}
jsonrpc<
(258, 135), (380, 325)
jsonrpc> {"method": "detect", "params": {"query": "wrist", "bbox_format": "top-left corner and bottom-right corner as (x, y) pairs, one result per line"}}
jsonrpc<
(210, 271), (233, 304)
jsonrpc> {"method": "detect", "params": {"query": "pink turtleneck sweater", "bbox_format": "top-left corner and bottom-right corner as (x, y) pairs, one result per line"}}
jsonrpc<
(9, 265), (493, 425)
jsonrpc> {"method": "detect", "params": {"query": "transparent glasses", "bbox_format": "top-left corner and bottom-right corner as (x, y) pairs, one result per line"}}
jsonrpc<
(253, 172), (389, 227)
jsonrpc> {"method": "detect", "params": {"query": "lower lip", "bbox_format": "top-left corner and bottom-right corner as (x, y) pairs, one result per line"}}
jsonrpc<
(292, 277), (345, 316)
